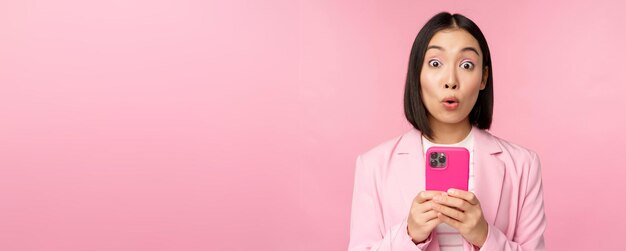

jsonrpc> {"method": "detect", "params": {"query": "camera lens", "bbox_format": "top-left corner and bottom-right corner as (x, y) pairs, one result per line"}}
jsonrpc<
(438, 155), (446, 163)
(430, 159), (438, 167)
(430, 152), (438, 160)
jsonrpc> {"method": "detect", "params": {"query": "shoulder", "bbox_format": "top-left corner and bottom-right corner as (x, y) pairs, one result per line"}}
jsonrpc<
(357, 134), (404, 164)
(481, 129), (541, 168)
(355, 129), (416, 167)
(494, 132), (537, 157)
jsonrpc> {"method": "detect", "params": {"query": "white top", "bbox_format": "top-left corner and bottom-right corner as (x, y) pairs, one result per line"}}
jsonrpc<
(421, 130), (475, 251)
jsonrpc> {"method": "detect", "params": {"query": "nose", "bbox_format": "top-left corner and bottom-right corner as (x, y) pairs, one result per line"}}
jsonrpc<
(444, 66), (459, 90)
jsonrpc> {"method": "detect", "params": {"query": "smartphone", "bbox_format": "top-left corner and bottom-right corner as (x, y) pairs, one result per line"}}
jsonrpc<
(425, 146), (469, 192)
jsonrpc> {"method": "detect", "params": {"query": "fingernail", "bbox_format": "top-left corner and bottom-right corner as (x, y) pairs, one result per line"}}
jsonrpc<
(447, 189), (456, 195)
(433, 196), (441, 201)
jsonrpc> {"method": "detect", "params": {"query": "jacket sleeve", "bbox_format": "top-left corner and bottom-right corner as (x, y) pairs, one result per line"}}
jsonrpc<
(479, 152), (547, 251)
(348, 155), (433, 251)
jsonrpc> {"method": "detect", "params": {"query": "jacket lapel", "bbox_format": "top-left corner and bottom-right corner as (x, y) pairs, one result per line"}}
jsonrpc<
(395, 128), (425, 209)
(471, 127), (505, 226)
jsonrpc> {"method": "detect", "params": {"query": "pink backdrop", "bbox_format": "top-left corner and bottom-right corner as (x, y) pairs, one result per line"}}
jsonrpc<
(1, 0), (625, 250)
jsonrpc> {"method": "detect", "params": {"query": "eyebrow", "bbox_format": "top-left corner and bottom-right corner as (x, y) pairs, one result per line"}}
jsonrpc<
(426, 45), (481, 56)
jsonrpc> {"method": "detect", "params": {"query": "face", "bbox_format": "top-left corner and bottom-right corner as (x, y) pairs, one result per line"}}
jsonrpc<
(420, 28), (488, 127)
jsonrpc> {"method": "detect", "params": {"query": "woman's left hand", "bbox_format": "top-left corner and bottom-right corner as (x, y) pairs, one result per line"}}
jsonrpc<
(431, 188), (489, 248)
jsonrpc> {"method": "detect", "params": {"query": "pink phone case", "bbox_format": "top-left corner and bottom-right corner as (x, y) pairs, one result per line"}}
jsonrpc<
(425, 146), (469, 192)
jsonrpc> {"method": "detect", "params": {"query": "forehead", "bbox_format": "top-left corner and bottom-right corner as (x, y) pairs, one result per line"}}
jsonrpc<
(427, 28), (481, 54)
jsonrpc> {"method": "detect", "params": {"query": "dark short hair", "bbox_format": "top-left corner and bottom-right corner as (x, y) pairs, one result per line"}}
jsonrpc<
(403, 12), (493, 138)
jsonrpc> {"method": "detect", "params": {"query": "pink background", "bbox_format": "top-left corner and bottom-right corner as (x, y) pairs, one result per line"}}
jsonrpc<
(1, 0), (625, 250)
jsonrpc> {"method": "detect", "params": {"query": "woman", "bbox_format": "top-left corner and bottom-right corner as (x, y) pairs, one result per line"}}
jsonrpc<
(348, 12), (546, 251)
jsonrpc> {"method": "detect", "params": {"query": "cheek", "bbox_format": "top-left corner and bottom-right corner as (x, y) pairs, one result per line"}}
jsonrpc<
(419, 71), (439, 101)
(460, 71), (483, 87)
(459, 73), (483, 107)
(458, 73), (484, 100)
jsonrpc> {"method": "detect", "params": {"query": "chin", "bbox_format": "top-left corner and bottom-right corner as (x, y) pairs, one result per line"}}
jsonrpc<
(431, 113), (470, 125)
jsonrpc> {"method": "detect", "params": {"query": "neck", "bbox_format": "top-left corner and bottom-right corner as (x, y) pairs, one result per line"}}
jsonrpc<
(425, 117), (472, 144)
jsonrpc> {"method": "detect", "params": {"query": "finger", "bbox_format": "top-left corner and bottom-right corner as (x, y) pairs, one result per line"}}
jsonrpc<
(432, 202), (466, 222)
(410, 210), (437, 224)
(415, 200), (441, 213)
(447, 189), (479, 205)
(420, 209), (439, 222)
(409, 210), (439, 229)
(425, 216), (442, 229)
(433, 194), (470, 211)
(414, 190), (446, 204)
(437, 212), (462, 230)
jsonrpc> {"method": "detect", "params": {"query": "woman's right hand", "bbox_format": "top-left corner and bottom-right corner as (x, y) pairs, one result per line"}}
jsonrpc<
(407, 191), (445, 244)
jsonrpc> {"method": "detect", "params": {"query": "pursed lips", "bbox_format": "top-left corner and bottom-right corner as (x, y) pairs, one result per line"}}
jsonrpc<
(441, 96), (459, 110)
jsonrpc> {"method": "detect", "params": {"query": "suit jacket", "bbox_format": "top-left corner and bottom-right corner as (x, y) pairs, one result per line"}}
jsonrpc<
(348, 126), (546, 251)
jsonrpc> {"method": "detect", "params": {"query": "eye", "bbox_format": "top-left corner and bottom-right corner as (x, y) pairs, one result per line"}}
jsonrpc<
(460, 61), (474, 70)
(428, 59), (442, 68)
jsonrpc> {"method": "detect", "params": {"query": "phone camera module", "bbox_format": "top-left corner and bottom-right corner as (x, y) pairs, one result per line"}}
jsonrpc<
(429, 152), (447, 168)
